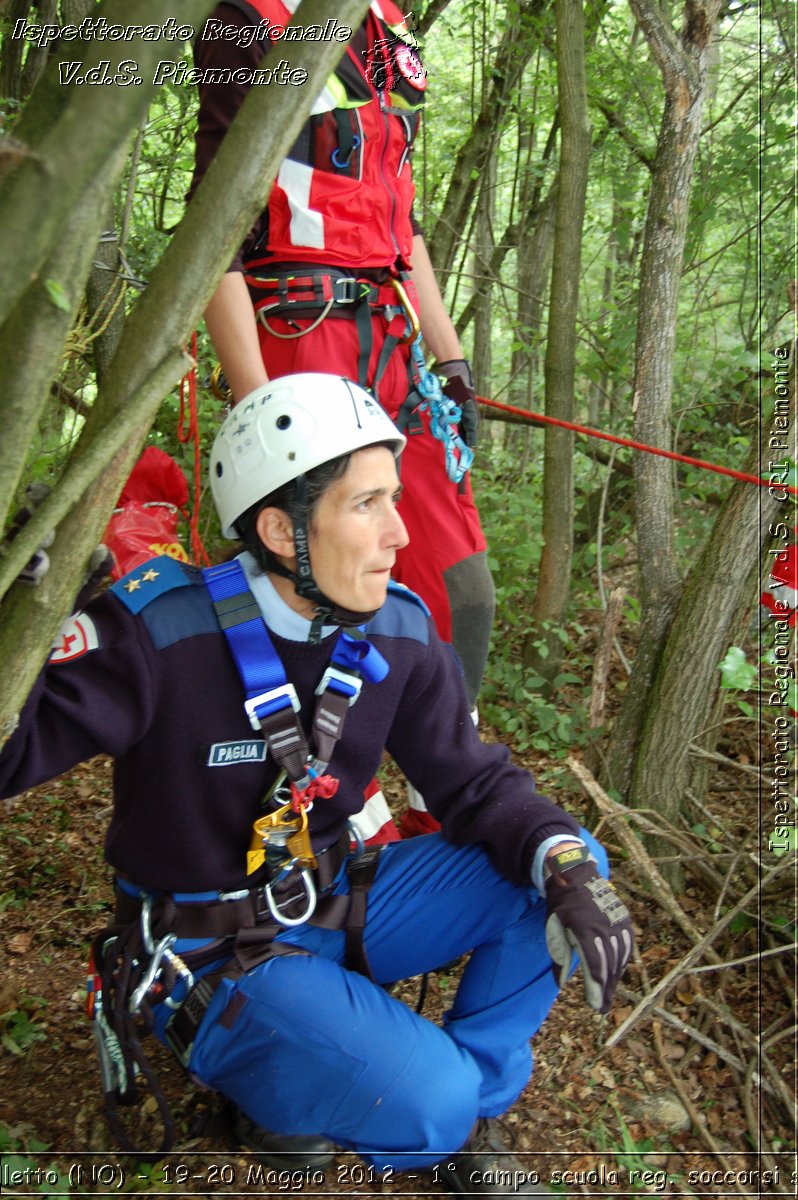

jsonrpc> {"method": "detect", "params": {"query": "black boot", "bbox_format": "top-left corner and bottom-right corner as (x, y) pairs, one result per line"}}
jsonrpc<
(440, 1118), (554, 1196)
(233, 1108), (336, 1169)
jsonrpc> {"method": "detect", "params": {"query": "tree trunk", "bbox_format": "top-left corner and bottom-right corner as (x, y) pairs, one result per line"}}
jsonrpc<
(526, 0), (591, 681)
(625, 382), (794, 850)
(0, 0), (372, 738)
(471, 154), (496, 390)
(506, 180), (557, 470)
(604, 0), (724, 797)
(0, 148), (129, 534)
(86, 212), (127, 383)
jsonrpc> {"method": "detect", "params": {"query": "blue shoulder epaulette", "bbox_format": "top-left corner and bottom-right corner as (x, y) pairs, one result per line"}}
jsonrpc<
(367, 580), (430, 644)
(111, 555), (197, 616)
(386, 579), (431, 614)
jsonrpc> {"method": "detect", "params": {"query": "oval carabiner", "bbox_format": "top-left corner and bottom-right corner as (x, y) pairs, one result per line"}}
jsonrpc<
(129, 933), (176, 1012)
(264, 868), (317, 927)
(390, 277), (421, 344)
(331, 135), (361, 169)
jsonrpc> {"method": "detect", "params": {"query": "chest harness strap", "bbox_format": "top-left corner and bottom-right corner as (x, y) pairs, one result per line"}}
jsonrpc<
(202, 559), (389, 922)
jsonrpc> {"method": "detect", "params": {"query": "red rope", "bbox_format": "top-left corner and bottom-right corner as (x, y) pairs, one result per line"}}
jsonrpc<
(178, 333), (211, 566)
(477, 395), (798, 496)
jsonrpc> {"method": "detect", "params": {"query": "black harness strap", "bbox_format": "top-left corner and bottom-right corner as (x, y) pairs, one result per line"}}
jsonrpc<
(91, 922), (177, 1155)
(344, 848), (383, 979)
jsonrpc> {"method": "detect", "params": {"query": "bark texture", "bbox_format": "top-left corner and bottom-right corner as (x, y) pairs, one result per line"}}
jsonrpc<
(526, 0), (591, 679)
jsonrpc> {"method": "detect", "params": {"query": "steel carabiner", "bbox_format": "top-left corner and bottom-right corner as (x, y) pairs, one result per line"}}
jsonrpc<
(264, 866), (317, 927)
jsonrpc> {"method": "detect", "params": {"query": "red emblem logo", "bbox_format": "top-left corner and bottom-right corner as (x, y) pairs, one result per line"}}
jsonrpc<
(50, 613), (100, 664)
(395, 44), (426, 89)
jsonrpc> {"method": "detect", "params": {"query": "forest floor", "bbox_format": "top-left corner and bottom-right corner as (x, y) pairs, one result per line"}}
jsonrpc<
(0, 708), (795, 1198)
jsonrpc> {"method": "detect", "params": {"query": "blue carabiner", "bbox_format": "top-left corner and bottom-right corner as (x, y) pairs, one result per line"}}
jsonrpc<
(331, 135), (361, 169)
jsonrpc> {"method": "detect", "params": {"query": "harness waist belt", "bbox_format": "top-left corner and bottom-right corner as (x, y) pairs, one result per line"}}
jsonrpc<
(243, 267), (400, 317)
(114, 831), (350, 938)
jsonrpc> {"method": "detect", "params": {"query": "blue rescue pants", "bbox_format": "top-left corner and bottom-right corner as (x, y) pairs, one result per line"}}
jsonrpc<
(181, 829), (606, 1170)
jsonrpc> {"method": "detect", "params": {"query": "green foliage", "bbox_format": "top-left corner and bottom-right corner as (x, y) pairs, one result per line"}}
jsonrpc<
(0, 991), (47, 1056)
(475, 448), (602, 755)
(0, 1123), (67, 1194)
(690, 821), (724, 854)
(589, 1101), (693, 1197)
(719, 645), (757, 692)
(44, 280), (71, 313)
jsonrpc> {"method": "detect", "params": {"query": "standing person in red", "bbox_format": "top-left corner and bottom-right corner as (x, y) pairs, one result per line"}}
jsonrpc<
(190, 0), (495, 840)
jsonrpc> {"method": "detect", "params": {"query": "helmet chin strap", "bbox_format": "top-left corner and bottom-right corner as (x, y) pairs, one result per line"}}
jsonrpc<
(289, 474), (378, 643)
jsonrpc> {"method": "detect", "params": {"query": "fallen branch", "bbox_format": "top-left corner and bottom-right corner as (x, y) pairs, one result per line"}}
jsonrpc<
(688, 744), (763, 779)
(743, 1025), (797, 1192)
(687, 942), (798, 974)
(651, 1019), (750, 1196)
(603, 853), (796, 1049)
(568, 755), (723, 958)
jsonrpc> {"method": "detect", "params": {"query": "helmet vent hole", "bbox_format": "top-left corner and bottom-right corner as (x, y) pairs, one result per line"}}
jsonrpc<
(276, 415), (291, 430)
(288, 451), (296, 461)
(215, 462), (223, 477)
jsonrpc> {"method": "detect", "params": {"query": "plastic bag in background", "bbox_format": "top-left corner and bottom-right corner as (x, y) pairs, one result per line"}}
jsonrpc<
(104, 447), (190, 580)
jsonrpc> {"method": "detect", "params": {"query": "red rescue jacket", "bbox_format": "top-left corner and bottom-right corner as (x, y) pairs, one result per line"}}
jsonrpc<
(228, 0), (426, 270)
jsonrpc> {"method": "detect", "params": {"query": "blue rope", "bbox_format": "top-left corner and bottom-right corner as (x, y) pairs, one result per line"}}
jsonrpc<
(408, 336), (474, 484)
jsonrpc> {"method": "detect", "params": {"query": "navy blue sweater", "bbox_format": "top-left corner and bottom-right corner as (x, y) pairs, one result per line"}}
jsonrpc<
(0, 557), (579, 893)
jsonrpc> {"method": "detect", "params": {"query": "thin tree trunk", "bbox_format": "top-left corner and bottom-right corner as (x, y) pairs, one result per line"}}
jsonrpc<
(605, 0), (724, 797)
(506, 181), (557, 468)
(427, 0), (542, 275)
(472, 155), (496, 391)
(526, 0), (591, 680)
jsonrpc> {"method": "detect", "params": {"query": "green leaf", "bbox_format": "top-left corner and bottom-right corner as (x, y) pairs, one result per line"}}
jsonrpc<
(719, 646), (756, 691)
(1, 1033), (22, 1055)
(769, 826), (797, 856)
(44, 279), (70, 312)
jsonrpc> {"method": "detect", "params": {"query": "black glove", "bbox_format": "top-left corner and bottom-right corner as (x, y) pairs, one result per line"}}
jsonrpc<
(544, 844), (634, 1014)
(5, 482), (114, 600)
(6, 483), (54, 585)
(438, 359), (480, 448)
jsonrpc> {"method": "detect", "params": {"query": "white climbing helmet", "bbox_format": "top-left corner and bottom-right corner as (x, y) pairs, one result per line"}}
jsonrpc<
(210, 373), (406, 537)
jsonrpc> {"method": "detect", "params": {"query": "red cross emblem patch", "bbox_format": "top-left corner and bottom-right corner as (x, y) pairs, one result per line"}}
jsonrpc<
(49, 613), (100, 664)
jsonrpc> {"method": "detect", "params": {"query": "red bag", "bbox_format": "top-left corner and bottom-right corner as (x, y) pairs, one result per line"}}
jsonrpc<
(104, 448), (190, 580)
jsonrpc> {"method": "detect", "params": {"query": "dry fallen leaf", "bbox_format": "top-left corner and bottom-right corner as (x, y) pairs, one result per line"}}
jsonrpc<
(8, 932), (32, 955)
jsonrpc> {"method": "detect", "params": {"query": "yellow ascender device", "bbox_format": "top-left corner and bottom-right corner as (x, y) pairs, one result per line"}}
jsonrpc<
(246, 801), (316, 877)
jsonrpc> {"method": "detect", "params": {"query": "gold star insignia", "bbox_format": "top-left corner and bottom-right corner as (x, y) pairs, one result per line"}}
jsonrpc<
(124, 578), (141, 593)
(141, 568), (160, 582)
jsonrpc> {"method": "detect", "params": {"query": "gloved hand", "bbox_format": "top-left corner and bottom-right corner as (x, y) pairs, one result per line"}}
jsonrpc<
(6, 483), (55, 585)
(437, 359), (480, 448)
(5, 482), (114, 600)
(544, 845), (634, 1014)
